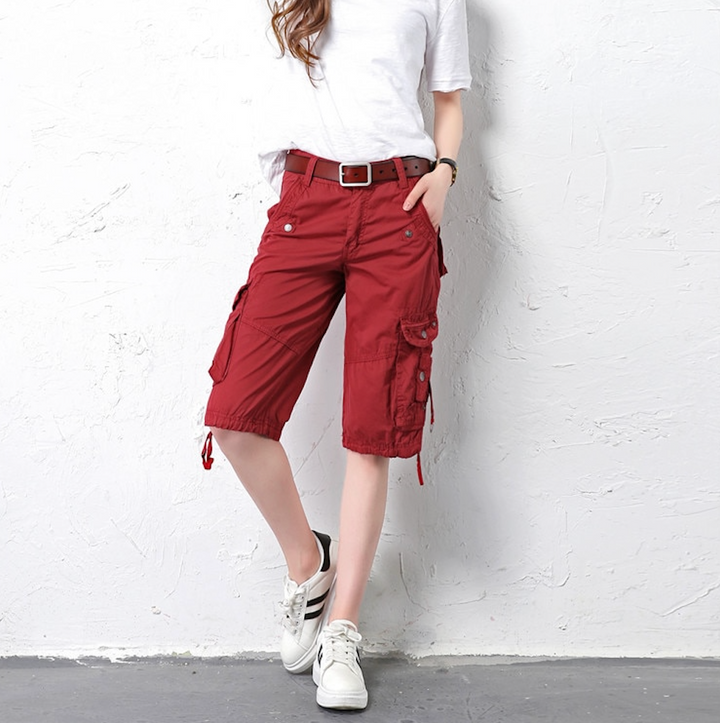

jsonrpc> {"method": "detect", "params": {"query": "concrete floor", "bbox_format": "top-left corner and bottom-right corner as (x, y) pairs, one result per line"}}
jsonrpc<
(1, 656), (719, 722)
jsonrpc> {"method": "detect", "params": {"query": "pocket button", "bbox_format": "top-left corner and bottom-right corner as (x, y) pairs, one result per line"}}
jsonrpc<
(419, 371), (426, 382)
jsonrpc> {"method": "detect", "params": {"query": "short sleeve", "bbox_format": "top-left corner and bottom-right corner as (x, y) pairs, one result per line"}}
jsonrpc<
(425, 0), (472, 93)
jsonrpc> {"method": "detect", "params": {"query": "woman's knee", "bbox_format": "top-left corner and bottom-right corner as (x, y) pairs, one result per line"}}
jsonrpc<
(347, 450), (390, 472)
(210, 427), (271, 455)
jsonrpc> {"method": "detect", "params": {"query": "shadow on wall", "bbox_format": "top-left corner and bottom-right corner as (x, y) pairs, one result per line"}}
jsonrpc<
(381, 2), (522, 650)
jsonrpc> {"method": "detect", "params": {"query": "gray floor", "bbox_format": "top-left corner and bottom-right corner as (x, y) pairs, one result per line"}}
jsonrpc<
(1, 656), (719, 722)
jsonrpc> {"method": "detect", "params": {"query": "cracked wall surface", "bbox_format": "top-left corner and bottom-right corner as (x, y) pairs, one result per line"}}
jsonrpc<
(1, 0), (719, 658)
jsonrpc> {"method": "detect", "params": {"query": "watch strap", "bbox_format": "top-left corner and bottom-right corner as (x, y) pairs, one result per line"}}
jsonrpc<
(436, 157), (458, 186)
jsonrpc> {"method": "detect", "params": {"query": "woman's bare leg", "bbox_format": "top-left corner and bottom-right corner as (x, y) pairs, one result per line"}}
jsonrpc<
(329, 451), (390, 625)
(210, 428), (320, 583)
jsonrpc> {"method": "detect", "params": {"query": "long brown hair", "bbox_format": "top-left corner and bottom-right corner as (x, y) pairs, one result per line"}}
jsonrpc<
(268, 0), (331, 76)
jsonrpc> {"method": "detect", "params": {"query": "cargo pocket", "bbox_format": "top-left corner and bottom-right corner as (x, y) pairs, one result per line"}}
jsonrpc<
(393, 314), (439, 430)
(208, 284), (249, 384)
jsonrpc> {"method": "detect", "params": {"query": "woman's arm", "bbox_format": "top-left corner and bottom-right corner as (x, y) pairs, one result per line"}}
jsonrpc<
(402, 90), (464, 229)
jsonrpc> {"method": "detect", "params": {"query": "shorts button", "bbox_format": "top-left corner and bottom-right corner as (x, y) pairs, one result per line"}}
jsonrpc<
(421, 329), (428, 339)
(405, 230), (413, 238)
(284, 223), (293, 232)
(431, 321), (437, 328)
(419, 371), (426, 382)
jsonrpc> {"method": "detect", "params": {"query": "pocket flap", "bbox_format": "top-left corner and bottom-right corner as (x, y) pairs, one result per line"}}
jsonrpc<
(208, 284), (250, 384)
(400, 315), (439, 348)
(231, 283), (249, 311)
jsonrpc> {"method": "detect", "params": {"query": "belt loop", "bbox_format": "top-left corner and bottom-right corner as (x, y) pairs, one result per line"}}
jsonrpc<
(392, 157), (409, 190)
(302, 155), (318, 186)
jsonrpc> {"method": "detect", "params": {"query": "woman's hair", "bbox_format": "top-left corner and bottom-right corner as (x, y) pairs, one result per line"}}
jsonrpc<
(268, 0), (331, 76)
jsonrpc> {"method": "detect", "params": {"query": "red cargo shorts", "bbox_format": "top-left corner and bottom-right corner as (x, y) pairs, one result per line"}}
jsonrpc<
(204, 151), (446, 460)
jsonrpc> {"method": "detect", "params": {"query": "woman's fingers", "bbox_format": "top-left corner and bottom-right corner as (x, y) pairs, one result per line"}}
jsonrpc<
(403, 171), (450, 229)
(402, 177), (428, 211)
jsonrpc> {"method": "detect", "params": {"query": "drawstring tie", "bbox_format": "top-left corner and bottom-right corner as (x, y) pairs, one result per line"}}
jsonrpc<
(201, 431), (214, 470)
(415, 382), (435, 486)
(416, 453), (425, 486)
(429, 381), (435, 427)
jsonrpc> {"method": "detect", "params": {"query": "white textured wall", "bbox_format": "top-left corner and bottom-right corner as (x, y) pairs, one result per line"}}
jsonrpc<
(1, 0), (718, 658)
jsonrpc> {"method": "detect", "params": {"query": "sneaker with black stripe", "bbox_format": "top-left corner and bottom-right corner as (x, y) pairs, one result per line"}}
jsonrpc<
(313, 619), (368, 710)
(279, 530), (337, 673)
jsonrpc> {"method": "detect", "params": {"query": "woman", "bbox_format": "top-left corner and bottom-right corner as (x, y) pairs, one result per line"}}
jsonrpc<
(201, 0), (471, 710)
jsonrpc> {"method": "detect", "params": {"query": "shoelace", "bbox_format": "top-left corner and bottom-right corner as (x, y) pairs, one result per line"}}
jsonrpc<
(279, 577), (305, 633)
(323, 625), (362, 667)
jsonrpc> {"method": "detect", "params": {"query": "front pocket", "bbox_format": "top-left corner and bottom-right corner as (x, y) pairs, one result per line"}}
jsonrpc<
(414, 199), (439, 238)
(208, 284), (249, 384)
(265, 172), (304, 227)
(393, 314), (439, 430)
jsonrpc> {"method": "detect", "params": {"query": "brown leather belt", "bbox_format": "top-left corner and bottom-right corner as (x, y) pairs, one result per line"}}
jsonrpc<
(285, 152), (433, 187)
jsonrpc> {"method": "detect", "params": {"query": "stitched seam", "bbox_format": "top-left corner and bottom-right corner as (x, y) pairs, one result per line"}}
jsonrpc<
(205, 413), (284, 439)
(345, 350), (396, 364)
(241, 318), (300, 355)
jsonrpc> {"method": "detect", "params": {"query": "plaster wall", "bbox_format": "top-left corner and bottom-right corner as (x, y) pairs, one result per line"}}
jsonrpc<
(1, 0), (718, 658)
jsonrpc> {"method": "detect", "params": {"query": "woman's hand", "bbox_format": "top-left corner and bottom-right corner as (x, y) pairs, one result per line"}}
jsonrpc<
(402, 163), (454, 229)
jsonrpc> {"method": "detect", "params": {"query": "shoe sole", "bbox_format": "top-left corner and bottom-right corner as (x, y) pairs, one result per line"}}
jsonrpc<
(316, 688), (368, 710)
(313, 667), (368, 710)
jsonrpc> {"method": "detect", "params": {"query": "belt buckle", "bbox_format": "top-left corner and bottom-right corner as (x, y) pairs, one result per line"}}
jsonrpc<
(339, 162), (372, 187)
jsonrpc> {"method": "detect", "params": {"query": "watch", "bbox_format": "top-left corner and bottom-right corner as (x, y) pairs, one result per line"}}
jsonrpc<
(436, 157), (458, 186)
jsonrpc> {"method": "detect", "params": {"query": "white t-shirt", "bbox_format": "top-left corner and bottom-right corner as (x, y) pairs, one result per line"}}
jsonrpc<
(256, 0), (472, 193)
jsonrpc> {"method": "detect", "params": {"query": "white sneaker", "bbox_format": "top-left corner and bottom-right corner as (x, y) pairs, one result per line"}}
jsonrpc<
(312, 619), (368, 710)
(279, 531), (337, 673)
